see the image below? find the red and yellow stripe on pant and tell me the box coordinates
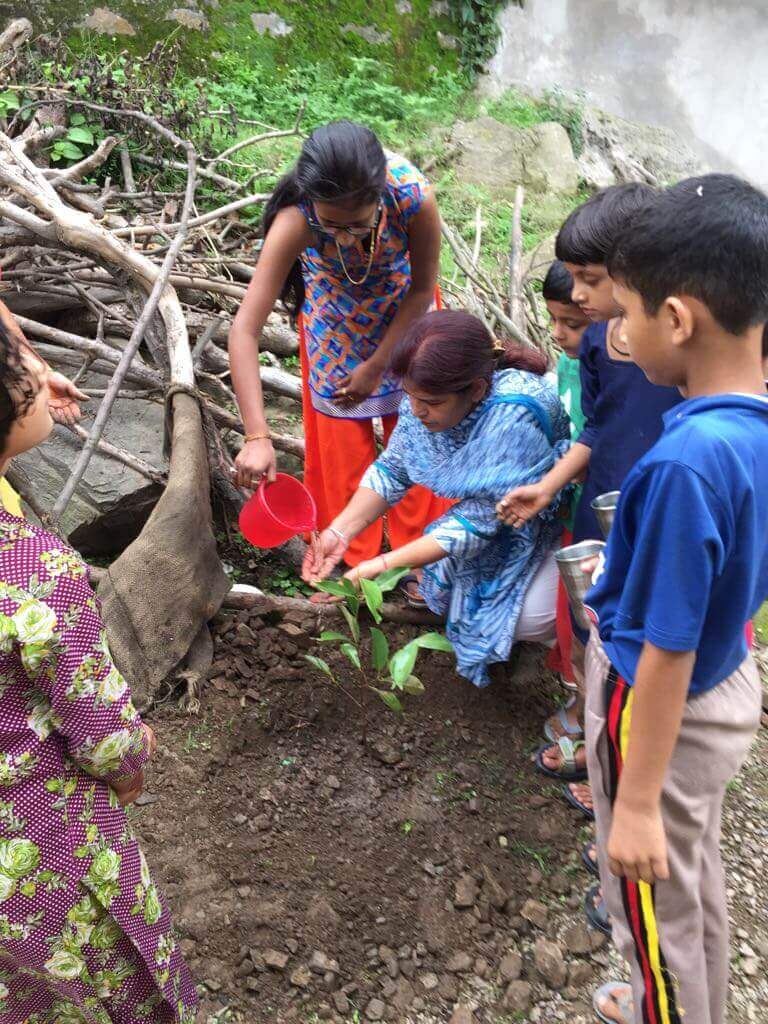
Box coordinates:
[604,669,683,1024]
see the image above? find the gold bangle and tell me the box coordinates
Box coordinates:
[244,432,272,443]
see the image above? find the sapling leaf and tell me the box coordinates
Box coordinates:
[373,688,403,714]
[360,578,383,622]
[340,643,361,671]
[66,126,94,145]
[317,631,348,644]
[0,91,20,112]
[389,644,418,688]
[69,112,86,125]
[410,632,454,653]
[375,567,411,593]
[403,675,425,695]
[313,580,349,597]
[341,604,360,645]
[52,141,84,161]
[304,655,334,679]
[369,627,389,672]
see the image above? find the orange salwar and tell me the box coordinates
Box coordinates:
[299,319,452,567]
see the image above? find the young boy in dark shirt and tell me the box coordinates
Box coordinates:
[585,173,768,1024]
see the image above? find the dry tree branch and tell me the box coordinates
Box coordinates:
[508,185,526,338]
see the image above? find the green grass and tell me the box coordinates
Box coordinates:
[754,601,768,645]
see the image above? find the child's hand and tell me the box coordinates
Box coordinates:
[497,482,553,527]
[608,799,669,884]
[112,769,145,807]
[142,723,157,759]
[47,370,88,426]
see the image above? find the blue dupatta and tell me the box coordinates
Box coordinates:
[361,369,571,686]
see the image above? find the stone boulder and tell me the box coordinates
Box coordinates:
[14,383,167,556]
[450,117,579,195]
[578,106,707,188]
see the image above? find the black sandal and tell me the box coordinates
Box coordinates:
[584,882,612,937]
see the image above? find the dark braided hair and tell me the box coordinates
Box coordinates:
[0,321,41,453]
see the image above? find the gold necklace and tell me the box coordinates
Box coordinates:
[335,226,376,286]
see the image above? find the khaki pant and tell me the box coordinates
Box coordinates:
[585,633,762,1024]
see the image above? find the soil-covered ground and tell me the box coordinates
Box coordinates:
[132,605,768,1024]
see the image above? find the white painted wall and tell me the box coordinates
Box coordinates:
[487,0,766,185]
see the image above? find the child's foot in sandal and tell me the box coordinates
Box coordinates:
[535,737,588,781]
[543,695,583,742]
[584,883,612,937]
[593,982,632,1024]
[582,841,599,878]
[563,780,595,818]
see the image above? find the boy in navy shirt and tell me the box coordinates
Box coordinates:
[585,174,768,1024]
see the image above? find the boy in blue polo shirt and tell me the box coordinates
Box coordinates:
[583,174,768,1024]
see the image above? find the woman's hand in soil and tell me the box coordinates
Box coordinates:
[497,481,553,527]
[302,528,347,584]
[333,357,384,405]
[234,437,277,488]
[47,370,88,426]
[111,769,145,807]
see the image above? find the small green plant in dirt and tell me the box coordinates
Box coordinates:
[304,570,453,729]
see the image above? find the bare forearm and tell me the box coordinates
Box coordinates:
[384,535,446,570]
[229,326,270,433]
[540,443,591,498]
[616,642,694,812]
[332,488,389,539]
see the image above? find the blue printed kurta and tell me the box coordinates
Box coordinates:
[361,370,570,686]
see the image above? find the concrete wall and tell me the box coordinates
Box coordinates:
[487,0,766,185]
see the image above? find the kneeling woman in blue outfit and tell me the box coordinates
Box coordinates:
[302,310,570,686]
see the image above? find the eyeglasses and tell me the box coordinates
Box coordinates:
[308,200,383,238]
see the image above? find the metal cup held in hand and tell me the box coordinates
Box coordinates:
[590,490,621,539]
[555,540,605,631]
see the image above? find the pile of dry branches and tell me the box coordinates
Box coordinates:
[0,18,550,533]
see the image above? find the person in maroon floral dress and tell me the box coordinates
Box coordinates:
[0,327,198,1021]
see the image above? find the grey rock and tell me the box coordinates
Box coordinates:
[365,998,386,1021]
[520,899,549,929]
[264,949,289,971]
[82,7,136,34]
[437,31,458,49]
[341,23,392,46]
[534,938,567,990]
[564,923,592,956]
[438,975,459,1001]
[290,965,312,989]
[498,950,523,982]
[309,951,339,975]
[419,971,439,991]
[454,873,478,909]
[396,0,412,12]
[577,107,707,189]
[504,980,533,1013]
[15,383,166,555]
[430,0,449,14]
[450,117,578,196]
[165,8,207,30]
[568,961,593,987]
[390,977,415,1012]
[449,1006,475,1024]
[332,991,350,1014]
[251,12,293,37]
[481,864,508,911]
[446,951,473,973]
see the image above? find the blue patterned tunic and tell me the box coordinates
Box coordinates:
[361,370,570,686]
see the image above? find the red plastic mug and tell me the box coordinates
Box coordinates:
[238,473,317,548]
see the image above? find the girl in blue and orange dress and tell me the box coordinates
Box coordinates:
[229,120,450,583]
